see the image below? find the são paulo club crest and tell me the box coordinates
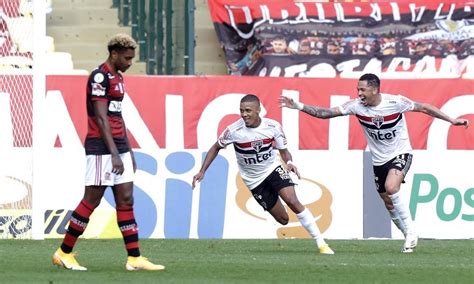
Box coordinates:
[372,116,384,128]
[251,140,263,152]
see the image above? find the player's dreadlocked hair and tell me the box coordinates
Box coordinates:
[359,73,380,91]
[241,94,260,105]
[107,33,137,53]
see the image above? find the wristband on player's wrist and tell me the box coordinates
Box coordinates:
[293,101,304,110]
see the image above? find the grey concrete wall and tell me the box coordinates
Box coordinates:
[363,151,392,238]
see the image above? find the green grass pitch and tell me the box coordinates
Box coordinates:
[0,239,472,283]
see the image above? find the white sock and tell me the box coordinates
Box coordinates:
[296,208,327,248]
[388,208,407,236]
[389,191,416,235]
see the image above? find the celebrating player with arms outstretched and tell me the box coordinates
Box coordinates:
[193,94,334,254]
[280,73,470,253]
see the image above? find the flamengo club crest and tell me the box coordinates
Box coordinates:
[251,140,263,152]
[372,116,384,128]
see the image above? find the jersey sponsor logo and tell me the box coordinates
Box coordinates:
[115,83,124,94]
[91,82,106,97]
[242,149,272,164]
[93,73,105,83]
[367,129,397,141]
[223,128,231,140]
[392,155,407,168]
[218,128,231,146]
[108,101,122,112]
[275,166,291,180]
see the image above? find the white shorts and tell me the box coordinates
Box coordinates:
[85,152,134,186]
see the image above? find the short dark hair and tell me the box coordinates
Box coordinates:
[359,73,380,91]
[107,33,137,53]
[241,94,260,105]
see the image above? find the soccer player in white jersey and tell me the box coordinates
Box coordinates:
[279,73,470,253]
[192,94,334,255]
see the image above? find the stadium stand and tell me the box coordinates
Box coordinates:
[1,0,225,75]
[47,0,226,75]
[0,0,85,74]
[46,0,145,74]
[194,0,227,75]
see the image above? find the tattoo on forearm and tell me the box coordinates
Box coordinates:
[302,105,334,118]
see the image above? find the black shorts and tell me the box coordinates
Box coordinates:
[373,153,413,193]
[250,165,295,211]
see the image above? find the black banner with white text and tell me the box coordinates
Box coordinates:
[209,0,474,78]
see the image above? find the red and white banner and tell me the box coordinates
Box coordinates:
[46,75,474,150]
[1,75,473,239]
[209,0,474,77]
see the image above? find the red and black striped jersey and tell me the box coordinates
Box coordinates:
[84,63,129,155]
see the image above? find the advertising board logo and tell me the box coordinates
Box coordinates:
[235,174,333,238]
[410,173,474,222]
[0,176,32,238]
[105,151,229,239]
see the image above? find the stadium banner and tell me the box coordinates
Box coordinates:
[208,0,474,78]
[401,152,474,240]
[1,75,473,239]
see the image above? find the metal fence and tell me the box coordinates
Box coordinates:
[113,0,195,75]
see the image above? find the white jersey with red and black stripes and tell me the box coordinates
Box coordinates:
[338,93,415,165]
[217,117,287,190]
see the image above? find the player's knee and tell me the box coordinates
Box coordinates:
[384,202,394,210]
[384,183,400,194]
[276,215,289,225]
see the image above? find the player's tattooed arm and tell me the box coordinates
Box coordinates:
[279,96,343,119]
[301,105,342,119]
[413,102,469,127]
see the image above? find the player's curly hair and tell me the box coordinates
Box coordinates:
[107,33,137,53]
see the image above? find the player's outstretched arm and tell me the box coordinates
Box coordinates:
[192,142,223,188]
[279,96,343,119]
[413,102,470,128]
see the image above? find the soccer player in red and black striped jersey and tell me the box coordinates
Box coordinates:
[53,34,164,271]
[280,73,470,253]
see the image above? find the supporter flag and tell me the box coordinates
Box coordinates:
[208,0,474,78]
